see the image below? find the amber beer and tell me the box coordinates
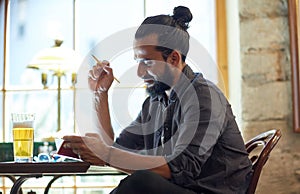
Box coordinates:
[11,113,35,162]
[13,127,34,161]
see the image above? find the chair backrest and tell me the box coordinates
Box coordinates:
[245,129,281,194]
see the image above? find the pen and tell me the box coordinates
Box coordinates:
[91,55,120,83]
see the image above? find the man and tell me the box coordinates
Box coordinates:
[63,6,253,194]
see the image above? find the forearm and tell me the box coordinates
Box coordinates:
[94,92,114,142]
[106,146,171,179]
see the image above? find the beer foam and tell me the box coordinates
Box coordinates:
[13,121,34,128]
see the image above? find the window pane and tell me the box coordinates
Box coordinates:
[8,0,73,87]
[76,0,145,136]
[5,90,74,141]
[76,0,144,55]
[61,89,76,134]
[107,51,147,135]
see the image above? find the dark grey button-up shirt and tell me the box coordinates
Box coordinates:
[115,65,252,194]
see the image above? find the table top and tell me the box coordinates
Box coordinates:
[0,161,125,176]
[0,161,90,174]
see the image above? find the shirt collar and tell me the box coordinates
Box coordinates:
[152,65,197,103]
[169,65,196,102]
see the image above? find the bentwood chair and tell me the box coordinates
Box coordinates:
[245,129,281,194]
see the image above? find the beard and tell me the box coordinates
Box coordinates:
[145,64,174,97]
[146,81,171,97]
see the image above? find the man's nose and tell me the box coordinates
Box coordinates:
[137,63,147,78]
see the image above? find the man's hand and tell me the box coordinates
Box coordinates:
[63,133,111,166]
[88,60,114,93]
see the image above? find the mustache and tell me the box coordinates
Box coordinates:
[141,74,155,80]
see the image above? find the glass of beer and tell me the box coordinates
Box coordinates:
[11,113,35,162]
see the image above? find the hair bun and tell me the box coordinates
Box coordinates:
[172,6,193,30]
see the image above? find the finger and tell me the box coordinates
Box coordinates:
[88,69,97,81]
[102,60,110,66]
[88,75,97,82]
[63,135,84,142]
[85,133,100,138]
[70,142,88,152]
[102,66,114,78]
[93,65,104,78]
[82,154,104,165]
[71,148,80,154]
[95,60,109,69]
[63,141,82,149]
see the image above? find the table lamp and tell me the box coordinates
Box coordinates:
[27,39,80,134]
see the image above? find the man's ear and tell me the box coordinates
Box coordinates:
[168,50,181,66]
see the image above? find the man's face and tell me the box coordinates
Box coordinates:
[134,35,174,96]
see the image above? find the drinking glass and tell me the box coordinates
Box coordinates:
[11,113,35,162]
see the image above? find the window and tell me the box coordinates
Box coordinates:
[1,0,218,142]
[0,0,219,192]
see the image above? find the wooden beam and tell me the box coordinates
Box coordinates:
[216,0,229,97]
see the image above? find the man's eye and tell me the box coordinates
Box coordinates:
[136,59,155,67]
[144,60,155,67]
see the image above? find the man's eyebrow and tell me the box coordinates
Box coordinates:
[135,58,152,61]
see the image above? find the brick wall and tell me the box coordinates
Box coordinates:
[239,0,300,193]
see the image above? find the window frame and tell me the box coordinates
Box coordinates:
[0,0,229,191]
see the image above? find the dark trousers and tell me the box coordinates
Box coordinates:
[110,170,197,194]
